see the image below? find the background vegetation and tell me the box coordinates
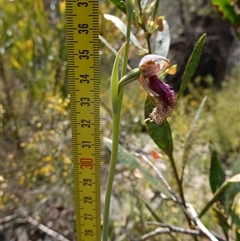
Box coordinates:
[1,0,239,240]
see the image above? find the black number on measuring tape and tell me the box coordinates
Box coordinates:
[81,141,91,149]
[78,24,88,34]
[79,50,89,59]
[81,119,91,128]
[79,74,90,84]
[83,178,92,186]
[84,196,92,204]
[84,213,93,220]
[80,97,90,106]
[77,1,88,7]
[85,229,93,236]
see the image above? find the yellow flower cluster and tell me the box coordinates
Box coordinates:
[44,94,70,116]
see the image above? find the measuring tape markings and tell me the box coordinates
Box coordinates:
[66,0,100,240]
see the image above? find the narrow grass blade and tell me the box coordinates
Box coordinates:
[177,34,206,99]
[181,96,207,181]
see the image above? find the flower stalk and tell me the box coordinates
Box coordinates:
[102,1,135,240]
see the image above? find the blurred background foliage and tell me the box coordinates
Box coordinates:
[1,0,240,240]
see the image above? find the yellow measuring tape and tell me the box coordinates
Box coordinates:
[66,1,100,240]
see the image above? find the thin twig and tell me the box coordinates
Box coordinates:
[147,220,226,241]
[142,199,178,241]
[0,214,18,224]
[26,215,70,241]
[138,154,221,241]
[147,222,200,235]
[140,154,198,239]
[138,154,192,219]
[2,207,71,241]
[138,154,177,201]
[187,203,219,241]
[168,154,189,213]
[131,226,200,241]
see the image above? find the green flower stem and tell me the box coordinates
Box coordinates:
[102,108,121,241]
[102,2,134,240]
[121,0,134,77]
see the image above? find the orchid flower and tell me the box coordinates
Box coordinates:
[119,54,177,124]
[139,54,177,124]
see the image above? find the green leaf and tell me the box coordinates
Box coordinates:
[144,95,173,157]
[104,137,164,193]
[177,33,206,99]
[230,193,240,226]
[199,174,240,218]
[224,159,240,213]
[211,0,240,37]
[110,41,128,113]
[181,96,207,180]
[236,228,240,241]
[109,0,127,14]
[209,141,226,194]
